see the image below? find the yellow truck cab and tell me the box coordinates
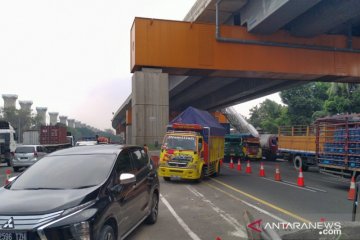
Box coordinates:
[158,107,225,182]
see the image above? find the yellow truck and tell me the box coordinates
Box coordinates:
[158,107,225,182]
[277,125,316,171]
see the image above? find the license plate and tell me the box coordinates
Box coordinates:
[170,175,181,180]
[20,157,27,160]
[0,231,27,240]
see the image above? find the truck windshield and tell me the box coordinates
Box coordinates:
[164,135,196,151]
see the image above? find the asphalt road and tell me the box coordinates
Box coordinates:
[0,160,357,239]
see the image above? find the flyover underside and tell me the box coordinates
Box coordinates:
[169,76,305,111]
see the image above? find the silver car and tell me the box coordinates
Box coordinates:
[11,145,48,172]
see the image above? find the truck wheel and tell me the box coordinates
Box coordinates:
[163,177,171,182]
[293,156,308,171]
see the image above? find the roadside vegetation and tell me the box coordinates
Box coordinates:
[248,82,360,133]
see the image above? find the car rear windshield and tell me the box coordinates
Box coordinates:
[10,154,116,190]
[15,147,35,153]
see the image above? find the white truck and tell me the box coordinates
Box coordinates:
[0,121,17,166]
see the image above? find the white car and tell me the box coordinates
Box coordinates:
[11,145,48,172]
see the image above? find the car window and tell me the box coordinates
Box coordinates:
[37,146,43,152]
[130,149,148,170]
[11,154,116,189]
[15,147,34,153]
[116,151,134,174]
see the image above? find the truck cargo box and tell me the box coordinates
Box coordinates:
[40,126,67,145]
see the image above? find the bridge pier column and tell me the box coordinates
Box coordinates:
[131,68,169,146]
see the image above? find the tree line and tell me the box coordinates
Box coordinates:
[0,107,120,143]
[248,82,360,134]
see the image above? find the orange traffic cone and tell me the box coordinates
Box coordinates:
[297,168,305,187]
[5,169,11,185]
[237,159,242,171]
[259,162,265,177]
[348,176,356,200]
[275,164,281,181]
[245,160,252,174]
[229,157,234,169]
[220,159,223,166]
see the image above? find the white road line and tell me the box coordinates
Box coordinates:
[186,186,247,238]
[160,194,201,240]
[281,180,327,193]
[261,177,317,192]
[206,183,289,223]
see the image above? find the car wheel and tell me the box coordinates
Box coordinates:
[163,177,171,182]
[98,225,115,240]
[6,159,11,167]
[13,167,20,172]
[145,193,159,224]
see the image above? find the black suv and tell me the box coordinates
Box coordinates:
[0,144,159,240]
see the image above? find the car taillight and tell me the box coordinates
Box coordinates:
[34,152,38,157]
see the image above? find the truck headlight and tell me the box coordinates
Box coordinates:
[70,221,90,240]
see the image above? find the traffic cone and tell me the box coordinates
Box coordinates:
[259,162,265,177]
[275,164,281,181]
[229,157,234,169]
[237,159,242,171]
[245,160,252,174]
[348,176,356,200]
[5,169,11,185]
[297,168,305,187]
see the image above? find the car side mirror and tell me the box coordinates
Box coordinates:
[120,173,136,185]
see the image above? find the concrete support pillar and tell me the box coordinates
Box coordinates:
[68,119,75,128]
[48,112,59,126]
[19,100,33,112]
[75,121,82,128]
[131,68,169,146]
[126,125,132,144]
[59,116,68,125]
[2,94,18,109]
[36,107,47,126]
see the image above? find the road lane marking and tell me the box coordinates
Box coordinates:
[204,182,288,223]
[160,194,201,240]
[186,186,247,238]
[210,178,311,223]
[222,165,327,193]
[262,177,316,192]
[281,180,327,193]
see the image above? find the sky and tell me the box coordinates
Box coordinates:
[0,0,281,130]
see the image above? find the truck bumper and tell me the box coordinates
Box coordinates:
[158,166,201,180]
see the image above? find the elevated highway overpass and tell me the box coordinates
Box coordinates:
[112,0,360,145]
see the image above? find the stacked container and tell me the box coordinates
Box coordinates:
[40,126,67,145]
[317,115,360,169]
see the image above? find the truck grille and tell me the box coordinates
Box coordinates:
[168,155,192,168]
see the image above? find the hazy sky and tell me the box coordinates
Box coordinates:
[0,0,281,130]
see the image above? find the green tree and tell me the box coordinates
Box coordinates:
[248,99,288,133]
[280,82,330,125]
